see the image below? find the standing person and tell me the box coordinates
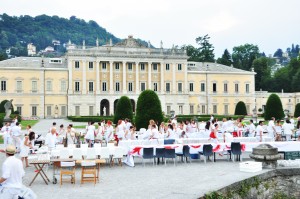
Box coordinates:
[0,145,25,199]
[248,120,256,137]
[26,125,32,135]
[85,122,95,147]
[209,123,219,143]
[116,120,125,142]
[11,122,22,152]
[282,119,294,141]
[1,122,12,148]
[198,121,206,138]
[105,120,114,143]
[125,118,132,131]
[267,117,276,140]
[204,121,211,138]
[95,122,104,144]
[275,120,282,141]
[45,127,57,150]
[20,135,33,168]
[166,124,175,139]
[256,121,264,142]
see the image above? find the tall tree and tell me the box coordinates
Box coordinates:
[273,48,283,58]
[232,44,260,70]
[252,57,272,91]
[264,94,284,120]
[113,96,133,124]
[217,49,232,66]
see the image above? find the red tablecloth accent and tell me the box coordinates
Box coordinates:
[190,145,201,148]
[164,146,179,149]
[213,144,221,152]
[130,147,142,155]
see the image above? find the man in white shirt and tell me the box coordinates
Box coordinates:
[0,145,25,199]
[1,122,12,148]
[267,117,276,139]
[256,121,264,142]
[11,122,22,152]
[248,120,256,137]
[125,118,132,131]
[45,127,57,149]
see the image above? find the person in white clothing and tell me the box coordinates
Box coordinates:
[267,117,276,139]
[248,120,256,137]
[20,135,33,167]
[282,119,294,141]
[125,126,135,140]
[256,121,264,142]
[45,127,57,149]
[1,122,12,148]
[105,121,114,143]
[85,122,95,147]
[0,145,25,199]
[125,118,132,131]
[166,124,175,139]
[116,120,125,141]
[149,124,160,139]
[275,120,282,141]
[11,122,22,152]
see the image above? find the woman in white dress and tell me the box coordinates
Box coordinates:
[20,135,33,167]
[105,120,114,143]
[275,120,282,141]
[116,120,125,141]
[282,119,294,141]
[85,122,95,147]
[256,121,264,142]
[125,126,135,140]
[166,124,176,139]
[95,122,104,144]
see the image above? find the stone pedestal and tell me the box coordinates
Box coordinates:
[249,144,281,169]
[3,118,13,126]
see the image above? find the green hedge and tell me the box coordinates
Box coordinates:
[67,116,114,123]
[175,115,244,123]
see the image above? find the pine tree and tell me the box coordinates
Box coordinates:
[113,96,133,124]
[217,49,232,66]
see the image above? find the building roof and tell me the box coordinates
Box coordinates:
[187,62,256,74]
[114,35,148,48]
[0,57,67,69]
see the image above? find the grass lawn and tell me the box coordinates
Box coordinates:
[20,120,39,130]
[73,124,99,129]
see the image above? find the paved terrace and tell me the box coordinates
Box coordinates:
[0,119,270,199]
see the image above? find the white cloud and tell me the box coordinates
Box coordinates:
[202,12,239,33]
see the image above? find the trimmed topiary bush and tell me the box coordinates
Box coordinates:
[135,90,163,130]
[264,94,284,120]
[234,101,247,115]
[113,96,133,124]
[294,103,300,117]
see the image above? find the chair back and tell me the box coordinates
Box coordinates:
[61,161,75,167]
[81,144,88,149]
[183,145,190,157]
[231,142,242,155]
[203,144,213,156]
[100,147,110,159]
[164,139,175,145]
[59,148,70,159]
[143,148,154,159]
[72,148,83,160]
[81,160,96,167]
[86,148,96,160]
[113,147,124,159]
[164,149,176,158]
[155,148,165,158]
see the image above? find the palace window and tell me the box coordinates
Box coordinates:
[178,82,182,92]
[128,63,132,71]
[153,82,158,91]
[102,62,107,70]
[201,83,205,92]
[140,63,145,71]
[89,106,94,116]
[32,81,37,93]
[235,83,239,93]
[213,83,217,93]
[167,106,171,115]
[46,81,52,91]
[166,83,171,93]
[17,106,22,115]
[141,82,146,91]
[75,61,80,69]
[213,105,217,114]
[75,106,80,116]
[153,64,158,71]
[179,105,183,114]
[189,83,194,92]
[75,81,80,92]
[115,82,120,92]
[166,64,170,71]
[224,105,229,115]
[128,82,133,92]
[178,64,182,71]
[61,106,66,116]
[115,63,120,70]
[1,81,6,91]
[88,62,93,70]
[88,82,94,92]
[46,106,51,116]
[202,105,206,114]
[246,84,250,93]
[16,81,22,93]
[61,81,66,91]
[224,83,228,93]
[190,105,194,114]
[32,106,37,116]
[102,82,107,91]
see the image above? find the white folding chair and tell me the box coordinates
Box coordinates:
[60,148,70,159]
[112,147,124,166]
[86,148,96,160]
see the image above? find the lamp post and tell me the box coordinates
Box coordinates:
[252,107,257,124]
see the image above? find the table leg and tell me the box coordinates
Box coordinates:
[29,164,48,186]
[29,164,40,186]
[38,164,50,182]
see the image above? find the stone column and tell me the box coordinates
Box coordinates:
[68,59,73,94]
[135,62,139,93]
[123,61,127,93]
[160,62,164,94]
[96,60,100,94]
[148,62,152,89]
[184,63,188,94]
[109,61,113,94]
[82,60,86,94]
[172,63,176,93]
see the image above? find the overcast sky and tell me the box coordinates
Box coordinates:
[1,0,300,57]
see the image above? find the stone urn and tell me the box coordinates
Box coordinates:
[249,144,281,168]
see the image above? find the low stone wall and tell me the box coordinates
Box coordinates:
[200,168,300,199]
